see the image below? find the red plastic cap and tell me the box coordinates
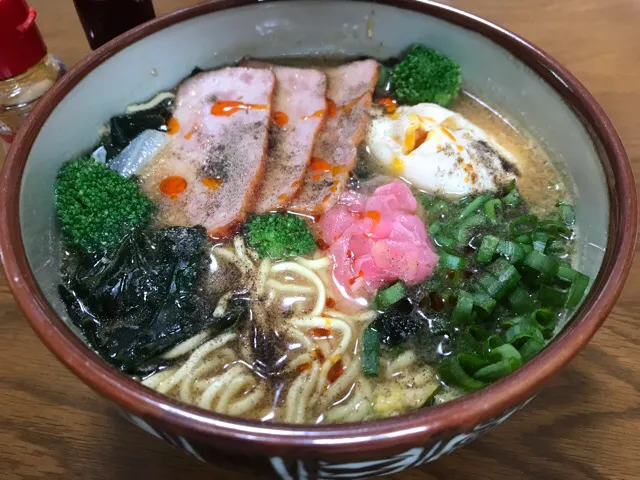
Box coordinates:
[0,0,47,80]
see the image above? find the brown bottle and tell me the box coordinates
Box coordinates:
[73,0,156,50]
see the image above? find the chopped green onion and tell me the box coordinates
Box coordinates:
[455,214,486,244]
[566,271,589,309]
[504,319,545,346]
[502,185,521,206]
[518,337,545,361]
[546,239,568,257]
[362,327,380,376]
[487,258,521,294]
[451,291,474,325]
[428,221,442,236]
[557,202,576,226]
[474,344,522,382]
[459,194,491,221]
[531,308,556,328]
[514,233,533,244]
[472,292,497,315]
[484,199,502,220]
[538,284,569,308]
[374,282,407,311]
[438,252,467,271]
[524,251,559,277]
[433,234,457,251]
[476,235,500,263]
[557,263,578,283]
[508,288,538,314]
[438,355,487,391]
[428,199,452,219]
[532,231,548,252]
[538,219,572,239]
[510,215,538,236]
[496,240,526,264]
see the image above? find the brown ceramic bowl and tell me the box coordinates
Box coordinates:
[0,1,636,478]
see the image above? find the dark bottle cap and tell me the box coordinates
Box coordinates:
[0,0,48,80]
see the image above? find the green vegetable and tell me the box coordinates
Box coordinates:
[55,157,153,253]
[473,344,522,382]
[451,291,474,325]
[484,199,502,220]
[375,282,407,311]
[438,354,487,391]
[362,327,381,376]
[390,44,461,106]
[438,252,467,271]
[477,235,500,263]
[245,213,317,259]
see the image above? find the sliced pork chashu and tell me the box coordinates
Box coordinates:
[139,67,276,236]
[244,62,328,213]
[289,60,379,215]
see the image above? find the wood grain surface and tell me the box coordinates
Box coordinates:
[1,1,639,479]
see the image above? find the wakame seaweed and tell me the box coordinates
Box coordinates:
[100,97,173,160]
[59,226,244,373]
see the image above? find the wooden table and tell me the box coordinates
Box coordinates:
[1,1,638,478]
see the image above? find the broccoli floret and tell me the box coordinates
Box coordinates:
[245,213,317,259]
[390,45,461,106]
[55,157,153,253]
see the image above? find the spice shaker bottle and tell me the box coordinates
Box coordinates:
[0,0,65,155]
[73,0,156,50]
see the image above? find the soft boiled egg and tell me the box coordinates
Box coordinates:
[366,103,519,197]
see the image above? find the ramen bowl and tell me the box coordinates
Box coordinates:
[0,1,636,478]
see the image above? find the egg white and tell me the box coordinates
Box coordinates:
[366,103,518,197]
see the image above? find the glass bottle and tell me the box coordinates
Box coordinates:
[0,0,65,155]
[73,0,156,50]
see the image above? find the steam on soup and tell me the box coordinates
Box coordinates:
[56,46,590,424]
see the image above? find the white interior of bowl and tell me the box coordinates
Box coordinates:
[18,0,608,331]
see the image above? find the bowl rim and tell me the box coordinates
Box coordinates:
[0,0,636,458]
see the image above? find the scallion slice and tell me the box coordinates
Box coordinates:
[524,251,559,277]
[496,240,526,264]
[484,199,502,220]
[519,337,545,361]
[538,284,569,308]
[374,282,407,311]
[472,292,497,315]
[362,327,380,376]
[504,319,545,345]
[510,215,538,236]
[474,344,522,382]
[438,252,467,271]
[477,235,500,263]
[451,291,474,325]
[502,185,521,206]
[532,231,548,252]
[557,202,576,226]
[455,214,486,244]
[438,354,487,391]
[487,258,521,294]
[459,194,491,221]
[566,271,589,309]
[508,288,537,314]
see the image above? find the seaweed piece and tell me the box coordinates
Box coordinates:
[59,226,243,373]
[101,97,173,160]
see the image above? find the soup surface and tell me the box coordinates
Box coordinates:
[56,48,590,424]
